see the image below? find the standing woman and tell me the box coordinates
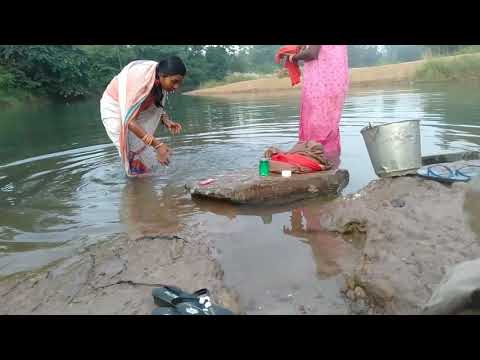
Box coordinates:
[100,56,186,177]
[288,45,349,156]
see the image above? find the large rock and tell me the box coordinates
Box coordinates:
[422,258,480,315]
[316,173,480,314]
[185,168,349,205]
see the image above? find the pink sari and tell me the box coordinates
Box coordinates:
[299,45,349,156]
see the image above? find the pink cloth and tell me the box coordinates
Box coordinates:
[299,45,349,155]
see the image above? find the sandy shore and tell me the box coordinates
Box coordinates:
[184,60,422,97]
[185,53,480,97]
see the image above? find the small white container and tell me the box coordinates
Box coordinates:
[281,170,292,178]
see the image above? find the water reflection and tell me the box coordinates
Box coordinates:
[119,180,193,239]
[283,207,362,279]
[192,195,364,281]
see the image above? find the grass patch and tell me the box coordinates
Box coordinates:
[455,46,480,55]
[416,54,480,82]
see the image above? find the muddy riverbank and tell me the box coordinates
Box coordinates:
[1,172,478,315]
[0,228,241,315]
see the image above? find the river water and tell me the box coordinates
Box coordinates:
[1,83,479,312]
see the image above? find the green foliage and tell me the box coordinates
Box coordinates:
[204,46,228,80]
[424,45,465,56]
[449,45,480,55]
[382,45,425,63]
[416,54,480,82]
[348,45,382,67]
[0,65,15,89]
[0,45,90,99]
[228,48,250,73]
[356,45,480,66]
[80,45,125,91]
[246,45,279,73]
[4,45,478,104]
[0,45,282,99]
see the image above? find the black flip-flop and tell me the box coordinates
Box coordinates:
[151,307,181,315]
[171,296,234,315]
[151,286,234,315]
[151,301,234,315]
[152,286,210,307]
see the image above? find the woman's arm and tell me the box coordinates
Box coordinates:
[160,112,170,127]
[292,45,321,62]
[128,117,170,165]
[161,112,175,128]
[128,119,164,149]
[160,112,182,135]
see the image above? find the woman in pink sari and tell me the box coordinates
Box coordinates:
[288,46,349,156]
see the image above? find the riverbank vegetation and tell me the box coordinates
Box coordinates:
[416,51,480,82]
[1,45,478,106]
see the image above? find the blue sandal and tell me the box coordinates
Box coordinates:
[455,165,480,180]
[417,164,471,183]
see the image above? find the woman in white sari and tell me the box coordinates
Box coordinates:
[100,56,186,177]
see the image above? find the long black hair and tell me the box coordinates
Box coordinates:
[153,56,187,108]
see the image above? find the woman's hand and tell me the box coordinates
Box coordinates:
[162,115,182,135]
[288,54,297,63]
[166,121,182,135]
[155,143,171,166]
[264,146,281,159]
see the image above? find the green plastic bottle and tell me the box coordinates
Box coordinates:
[259,158,270,177]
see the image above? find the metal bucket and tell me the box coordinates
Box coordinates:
[361,120,422,178]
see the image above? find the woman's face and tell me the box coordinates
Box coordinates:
[159,74,184,92]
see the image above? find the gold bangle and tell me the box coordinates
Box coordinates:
[154,142,164,150]
[141,133,154,146]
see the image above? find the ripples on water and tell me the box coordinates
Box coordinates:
[1,84,479,277]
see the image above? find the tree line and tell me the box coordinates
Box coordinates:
[0,45,474,102]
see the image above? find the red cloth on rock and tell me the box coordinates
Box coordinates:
[271,153,325,171]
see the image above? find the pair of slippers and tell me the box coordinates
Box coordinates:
[151,285,234,315]
[417,164,480,183]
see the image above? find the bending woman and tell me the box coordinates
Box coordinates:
[100,56,186,177]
